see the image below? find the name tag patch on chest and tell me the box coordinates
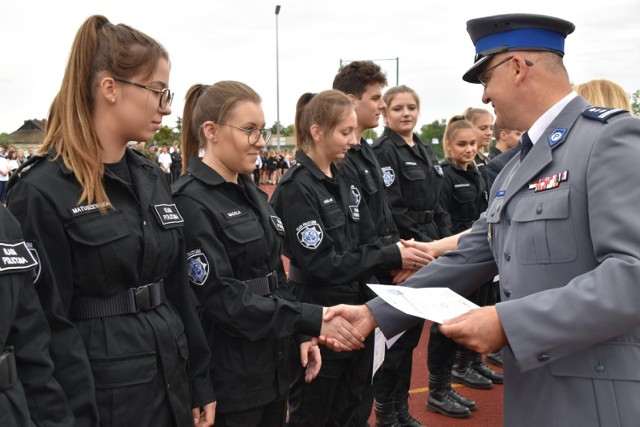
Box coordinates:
[270,215,285,234]
[68,202,112,217]
[529,171,568,192]
[153,204,184,227]
[187,248,209,286]
[381,167,395,187]
[0,241,38,274]
[296,220,323,250]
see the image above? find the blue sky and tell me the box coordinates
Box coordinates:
[1,0,638,135]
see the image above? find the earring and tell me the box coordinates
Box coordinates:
[111,98,116,103]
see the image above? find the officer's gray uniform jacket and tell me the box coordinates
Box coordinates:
[368,95,640,427]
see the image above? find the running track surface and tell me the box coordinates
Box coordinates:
[262,183,504,426]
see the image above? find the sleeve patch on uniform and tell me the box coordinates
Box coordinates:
[25,242,41,283]
[296,220,323,250]
[187,249,209,286]
[0,242,38,274]
[381,167,395,187]
[153,204,184,228]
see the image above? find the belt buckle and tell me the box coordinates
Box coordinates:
[134,285,152,310]
[266,271,278,295]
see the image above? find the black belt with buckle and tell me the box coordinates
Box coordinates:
[0,347,17,391]
[69,280,166,320]
[407,210,435,224]
[246,271,278,297]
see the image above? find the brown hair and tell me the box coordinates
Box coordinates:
[382,85,420,110]
[443,115,475,163]
[41,15,168,210]
[295,90,354,153]
[181,81,261,173]
[332,60,388,98]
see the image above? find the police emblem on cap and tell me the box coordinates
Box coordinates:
[296,220,323,250]
[187,249,209,286]
[381,167,395,187]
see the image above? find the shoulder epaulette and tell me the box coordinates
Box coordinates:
[581,106,628,123]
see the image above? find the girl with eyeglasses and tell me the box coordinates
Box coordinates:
[174,81,363,427]
[6,15,215,426]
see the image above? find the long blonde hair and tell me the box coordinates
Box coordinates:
[41,15,168,209]
[574,79,633,112]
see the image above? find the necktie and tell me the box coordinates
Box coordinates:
[520,132,533,161]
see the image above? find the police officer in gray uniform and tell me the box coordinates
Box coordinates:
[325,13,640,427]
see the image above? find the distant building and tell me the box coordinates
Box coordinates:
[8,119,46,145]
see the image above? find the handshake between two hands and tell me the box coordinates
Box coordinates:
[314,304,508,354]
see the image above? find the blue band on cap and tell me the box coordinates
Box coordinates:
[475,28,566,56]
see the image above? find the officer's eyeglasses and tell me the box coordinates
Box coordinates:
[113,77,174,109]
[212,122,272,145]
[477,56,533,87]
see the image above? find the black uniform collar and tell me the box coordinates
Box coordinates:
[295,150,338,181]
[47,147,154,176]
[185,156,228,186]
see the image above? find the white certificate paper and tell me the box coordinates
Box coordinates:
[367,284,479,324]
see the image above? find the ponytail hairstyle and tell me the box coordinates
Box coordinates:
[182,81,261,173]
[41,15,168,211]
[443,115,475,163]
[295,90,354,153]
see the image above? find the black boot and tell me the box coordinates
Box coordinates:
[470,352,503,384]
[443,370,477,412]
[451,349,493,390]
[374,400,401,427]
[426,372,471,419]
[486,350,504,367]
[393,393,424,427]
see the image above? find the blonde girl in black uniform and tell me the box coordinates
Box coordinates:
[173,81,363,427]
[7,15,215,427]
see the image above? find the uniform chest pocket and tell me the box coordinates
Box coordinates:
[320,205,346,231]
[512,186,577,264]
[452,185,476,205]
[220,214,265,245]
[401,166,426,182]
[359,168,378,195]
[65,211,133,290]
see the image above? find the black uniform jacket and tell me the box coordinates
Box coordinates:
[7,149,214,426]
[271,152,401,358]
[340,139,399,243]
[0,205,74,427]
[439,160,488,234]
[373,128,452,241]
[172,157,322,413]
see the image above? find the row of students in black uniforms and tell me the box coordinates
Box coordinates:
[0,19,493,427]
